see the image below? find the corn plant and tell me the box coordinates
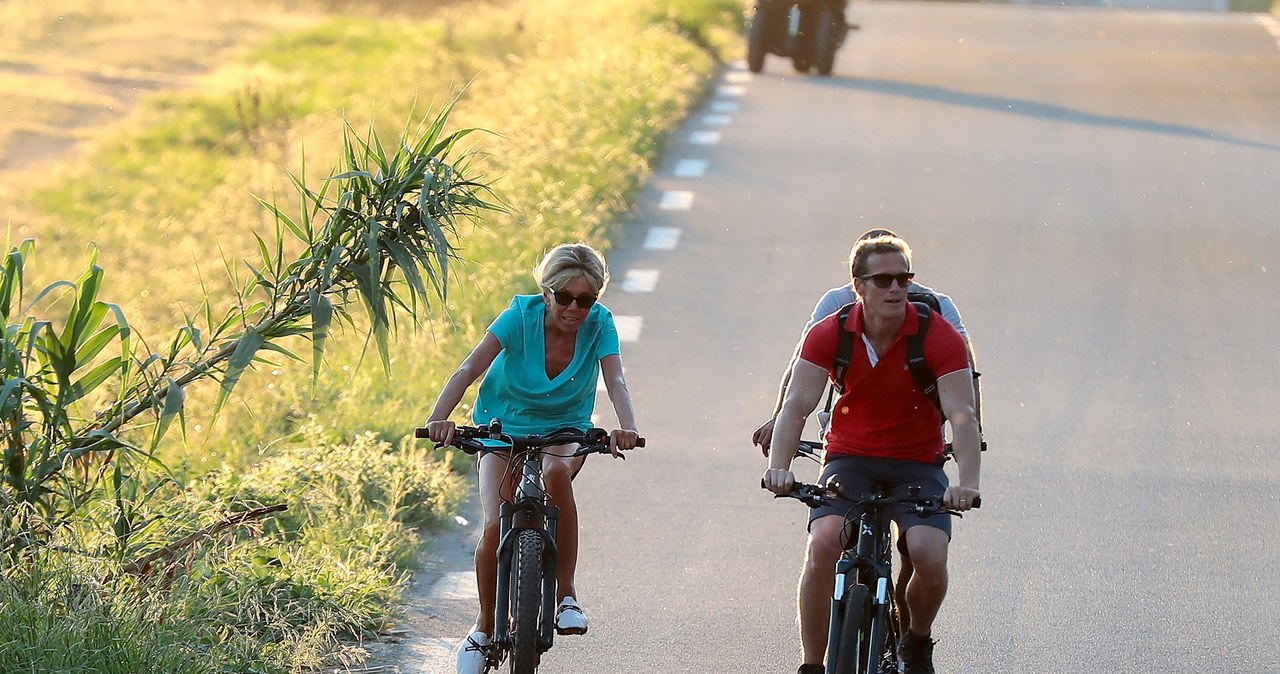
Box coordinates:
[0,104,501,570]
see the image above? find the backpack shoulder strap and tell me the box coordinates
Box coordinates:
[906,301,943,419]
[832,302,856,394]
[823,302,857,414]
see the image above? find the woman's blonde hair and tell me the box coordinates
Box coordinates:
[534,243,610,294]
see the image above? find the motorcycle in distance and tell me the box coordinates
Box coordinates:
[747,0,853,77]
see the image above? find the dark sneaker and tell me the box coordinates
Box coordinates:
[797,665,825,674]
[899,630,936,674]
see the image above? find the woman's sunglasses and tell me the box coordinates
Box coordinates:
[858,272,915,289]
[547,288,599,308]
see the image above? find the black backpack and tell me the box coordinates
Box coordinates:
[824,292,943,419]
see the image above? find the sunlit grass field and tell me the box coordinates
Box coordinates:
[0,0,742,669]
[4,0,741,471]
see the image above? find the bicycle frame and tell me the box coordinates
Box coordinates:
[491,448,561,662]
[417,423,642,673]
[827,487,899,674]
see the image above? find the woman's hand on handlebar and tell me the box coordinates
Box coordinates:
[761,468,795,495]
[608,428,640,457]
[423,419,457,446]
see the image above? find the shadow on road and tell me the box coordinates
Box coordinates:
[804,74,1280,152]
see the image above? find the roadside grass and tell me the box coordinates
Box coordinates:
[1,0,742,670]
[10,0,743,473]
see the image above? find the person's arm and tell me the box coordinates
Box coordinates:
[600,353,639,454]
[937,368,980,510]
[423,332,503,445]
[762,359,827,494]
[937,292,983,431]
[753,287,848,452]
[966,341,983,432]
[752,339,804,454]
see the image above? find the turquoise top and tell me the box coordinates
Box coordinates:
[473,294,620,435]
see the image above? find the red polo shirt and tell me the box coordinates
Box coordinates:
[800,302,969,463]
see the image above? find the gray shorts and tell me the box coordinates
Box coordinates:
[809,454,952,542]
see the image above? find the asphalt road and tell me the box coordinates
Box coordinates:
[402,3,1280,673]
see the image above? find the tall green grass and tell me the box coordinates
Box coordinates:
[15,0,742,471]
[2,0,742,670]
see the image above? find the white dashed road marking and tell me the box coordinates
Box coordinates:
[725,70,753,84]
[710,100,740,114]
[689,130,721,145]
[1258,16,1280,49]
[717,84,747,97]
[613,316,643,343]
[673,159,708,178]
[659,190,695,210]
[701,114,732,126]
[621,269,660,292]
[643,227,681,250]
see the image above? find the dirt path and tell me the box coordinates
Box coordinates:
[362,495,481,674]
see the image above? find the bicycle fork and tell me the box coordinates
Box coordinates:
[493,458,561,657]
[826,555,857,673]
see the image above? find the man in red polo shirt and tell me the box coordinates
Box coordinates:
[762,235,982,674]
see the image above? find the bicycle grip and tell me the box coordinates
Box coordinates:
[414,427,429,439]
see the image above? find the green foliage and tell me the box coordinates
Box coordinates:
[0,577,222,674]
[0,434,442,671]
[0,0,741,670]
[201,422,467,547]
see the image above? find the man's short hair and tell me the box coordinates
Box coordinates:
[857,228,898,241]
[849,235,913,279]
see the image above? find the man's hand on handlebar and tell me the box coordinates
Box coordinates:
[761,467,795,495]
[943,485,981,512]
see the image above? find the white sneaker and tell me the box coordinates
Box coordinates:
[555,596,589,635]
[455,629,490,674]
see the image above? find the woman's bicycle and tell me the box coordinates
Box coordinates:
[416,420,644,674]
[769,448,977,674]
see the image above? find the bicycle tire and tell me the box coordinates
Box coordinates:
[747,5,769,73]
[509,528,544,674]
[813,3,838,76]
[831,583,869,674]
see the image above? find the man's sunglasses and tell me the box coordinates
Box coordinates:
[547,288,599,308]
[858,272,915,289]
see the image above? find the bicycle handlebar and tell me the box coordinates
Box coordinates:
[415,423,645,458]
[765,480,980,516]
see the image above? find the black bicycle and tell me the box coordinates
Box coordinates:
[416,420,643,674]
[769,470,976,674]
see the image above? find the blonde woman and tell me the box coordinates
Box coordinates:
[423,243,640,674]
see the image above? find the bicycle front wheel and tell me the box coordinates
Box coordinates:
[510,528,544,674]
[831,584,869,674]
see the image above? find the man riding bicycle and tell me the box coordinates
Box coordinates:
[754,228,983,645]
[761,234,982,674]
